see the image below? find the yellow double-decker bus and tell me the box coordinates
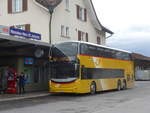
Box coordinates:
[49,41,134,94]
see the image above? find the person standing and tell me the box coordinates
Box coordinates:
[17,72,26,94]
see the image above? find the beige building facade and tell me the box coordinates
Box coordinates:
[0,0,113,45]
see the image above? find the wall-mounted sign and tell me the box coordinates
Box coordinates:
[0,25,9,34]
[9,27,41,40]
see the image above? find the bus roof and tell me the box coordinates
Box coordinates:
[56,41,131,54]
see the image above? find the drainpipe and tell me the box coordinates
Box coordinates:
[48,6,54,44]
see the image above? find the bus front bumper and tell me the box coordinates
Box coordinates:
[49,85,80,93]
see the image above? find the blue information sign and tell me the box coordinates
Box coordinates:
[24,57,34,65]
[9,27,41,40]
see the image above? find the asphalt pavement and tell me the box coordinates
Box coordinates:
[0,81,150,113]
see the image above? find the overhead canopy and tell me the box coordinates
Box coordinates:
[132,53,150,70]
[132,53,150,61]
[0,34,50,48]
[0,34,50,58]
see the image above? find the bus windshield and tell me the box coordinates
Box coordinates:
[52,42,78,61]
[51,42,79,80]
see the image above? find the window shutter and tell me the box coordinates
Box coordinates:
[78,31,81,41]
[8,0,12,14]
[86,33,88,42]
[84,8,87,21]
[25,24,30,32]
[76,5,80,19]
[97,37,101,44]
[10,25,15,28]
[23,0,28,11]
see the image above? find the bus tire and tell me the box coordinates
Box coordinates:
[122,80,127,90]
[90,82,96,95]
[117,80,121,91]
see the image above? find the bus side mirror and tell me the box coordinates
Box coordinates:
[49,45,54,61]
[75,58,80,64]
[49,56,54,63]
[49,56,52,60]
[74,64,79,71]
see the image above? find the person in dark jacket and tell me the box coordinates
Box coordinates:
[17,72,26,94]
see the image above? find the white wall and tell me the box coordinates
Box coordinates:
[0,0,49,42]
[0,0,106,45]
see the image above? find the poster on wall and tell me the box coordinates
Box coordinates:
[0,25,9,34]
[24,57,34,65]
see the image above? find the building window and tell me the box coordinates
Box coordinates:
[76,5,87,21]
[12,24,30,32]
[8,0,28,14]
[78,30,88,42]
[79,7,84,20]
[61,25,70,38]
[12,0,23,13]
[66,27,69,37]
[61,25,65,36]
[15,24,25,30]
[65,0,69,11]
[81,32,85,41]
[97,37,101,44]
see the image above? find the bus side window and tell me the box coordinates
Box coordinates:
[124,53,130,60]
[111,50,116,58]
[81,44,88,55]
[115,51,123,60]
[103,48,109,58]
[97,47,104,57]
[104,49,113,58]
[87,45,98,57]
[81,65,88,79]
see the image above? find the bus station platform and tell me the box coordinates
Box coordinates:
[0,91,50,102]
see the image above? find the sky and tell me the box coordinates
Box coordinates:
[92,0,150,57]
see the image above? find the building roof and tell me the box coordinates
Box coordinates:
[132,53,150,61]
[34,0,113,34]
[83,0,113,34]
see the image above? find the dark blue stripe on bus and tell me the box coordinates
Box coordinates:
[81,68,124,79]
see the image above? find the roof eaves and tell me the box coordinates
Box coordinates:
[101,25,114,34]
[132,53,150,61]
[90,0,113,34]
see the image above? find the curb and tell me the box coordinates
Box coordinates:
[0,93,50,102]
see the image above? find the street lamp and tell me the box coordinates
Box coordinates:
[45,0,62,44]
[35,0,62,79]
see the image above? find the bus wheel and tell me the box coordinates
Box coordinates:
[90,82,96,95]
[122,80,127,90]
[117,80,121,91]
